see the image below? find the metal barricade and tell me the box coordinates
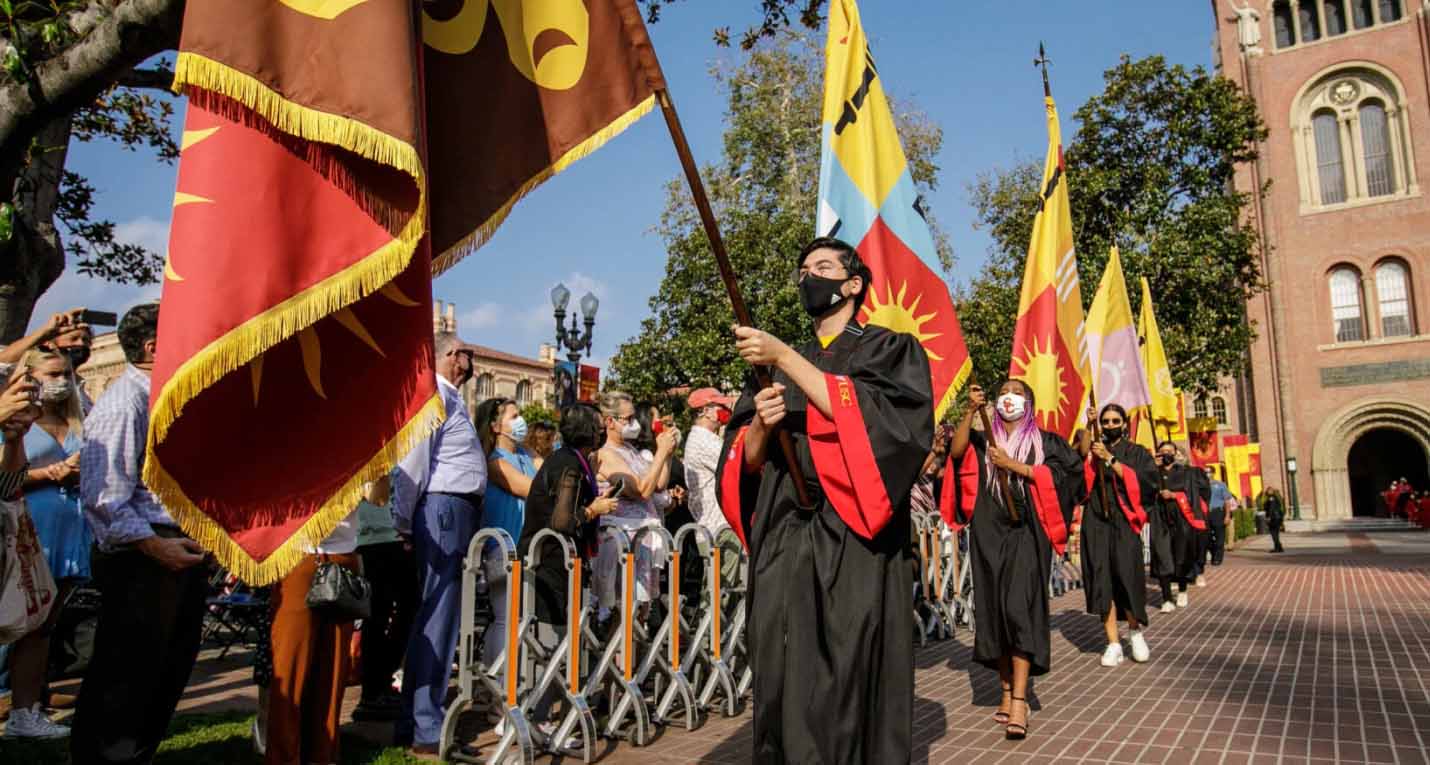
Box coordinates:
[441,529,534,765]
[947,526,973,632]
[701,529,745,716]
[918,512,953,640]
[518,528,597,762]
[606,525,701,732]
[582,527,652,745]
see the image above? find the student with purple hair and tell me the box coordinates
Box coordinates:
[948,379,1083,741]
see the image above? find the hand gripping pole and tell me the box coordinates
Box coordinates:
[519,529,597,762]
[440,528,534,765]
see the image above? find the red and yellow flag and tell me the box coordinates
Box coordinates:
[151,0,662,583]
[1008,96,1090,439]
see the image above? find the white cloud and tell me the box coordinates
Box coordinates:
[458,302,503,331]
[28,216,170,333]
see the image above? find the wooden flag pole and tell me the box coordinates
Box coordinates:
[972,380,1020,523]
[653,87,814,509]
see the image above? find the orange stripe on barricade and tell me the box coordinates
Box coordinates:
[670,551,681,669]
[711,547,722,660]
[930,528,942,604]
[569,564,582,694]
[623,553,635,681]
[506,559,522,707]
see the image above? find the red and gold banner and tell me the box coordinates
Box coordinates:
[151,0,663,583]
[1009,96,1090,439]
[1187,417,1220,467]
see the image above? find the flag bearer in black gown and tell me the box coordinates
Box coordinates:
[1151,441,1211,612]
[948,381,1081,741]
[1080,403,1158,667]
[717,237,933,765]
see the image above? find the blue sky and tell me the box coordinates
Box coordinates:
[36,0,1215,370]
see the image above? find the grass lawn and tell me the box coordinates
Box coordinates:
[0,711,426,764]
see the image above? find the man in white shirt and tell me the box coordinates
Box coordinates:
[684,388,735,537]
[392,332,486,754]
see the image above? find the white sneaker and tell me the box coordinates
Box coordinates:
[1129,630,1151,662]
[1176,592,1189,609]
[1160,601,1176,614]
[1100,642,1125,667]
[4,704,69,739]
[1195,575,1207,587]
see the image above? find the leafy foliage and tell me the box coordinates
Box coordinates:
[607,30,950,402]
[639,0,823,49]
[963,55,1269,394]
[520,402,559,428]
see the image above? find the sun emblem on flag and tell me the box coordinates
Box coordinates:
[1010,334,1072,430]
[170,124,418,405]
[862,279,943,360]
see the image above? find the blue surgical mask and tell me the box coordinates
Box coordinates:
[507,415,528,445]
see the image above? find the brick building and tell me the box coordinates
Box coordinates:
[1211,0,1430,519]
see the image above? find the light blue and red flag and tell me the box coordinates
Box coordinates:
[816,0,972,420]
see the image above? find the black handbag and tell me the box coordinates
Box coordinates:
[305,556,371,621]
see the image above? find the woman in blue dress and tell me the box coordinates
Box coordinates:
[6,349,88,738]
[473,397,536,719]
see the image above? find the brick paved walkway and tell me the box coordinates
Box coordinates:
[587,530,1430,765]
[43,530,1423,763]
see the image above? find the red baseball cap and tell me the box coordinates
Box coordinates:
[688,387,735,410]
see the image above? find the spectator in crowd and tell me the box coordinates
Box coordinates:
[1203,467,1231,568]
[72,303,213,765]
[517,404,618,744]
[594,391,676,630]
[264,506,361,765]
[0,360,42,733]
[51,324,95,415]
[1263,487,1286,553]
[0,309,86,369]
[526,422,558,470]
[474,397,536,724]
[392,332,486,755]
[352,476,414,723]
[4,349,88,739]
[683,388,734,539]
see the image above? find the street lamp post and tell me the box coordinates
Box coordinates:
[1286,456,1300,521]
[550,283,599,407]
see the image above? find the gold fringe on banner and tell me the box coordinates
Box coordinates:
[143,52,437,585]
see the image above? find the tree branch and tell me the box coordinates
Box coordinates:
[0,0,184,188]
[115,66,174,91]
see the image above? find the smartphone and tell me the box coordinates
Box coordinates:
[604,477,626,499]
[78,309,118,326]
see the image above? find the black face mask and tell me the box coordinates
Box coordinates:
[799,274,850,317]
[1101,427,1123,444]
[1158,454,1175,466]
[61,346,91,369]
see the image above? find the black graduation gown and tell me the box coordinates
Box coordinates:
[1150,465,1211,582]
[1079,439,1157,624]
[966,429,1081,676]
[717,324,933,765]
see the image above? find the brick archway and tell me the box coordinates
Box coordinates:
[1311,396,1430,520]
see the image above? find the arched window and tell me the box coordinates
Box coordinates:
[1360,100,1395,196]
[1329,267,1366,342]
[1375,260,1414,337]
[475,373,495,400]
[1294,67,1416,209]
[1299,1,1322,42]
[1324,0,1347,35]
[1193,396,1209,420]
[1351,0,1374,28]
[1274,1,1296,47]
[1212,396,1229,426]
[1379,0,1402,23]
[515,380,533,405]
[1312,110,1347,204]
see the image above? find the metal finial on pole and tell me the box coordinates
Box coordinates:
[1034,42,1052,98]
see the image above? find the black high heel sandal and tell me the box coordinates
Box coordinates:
[993,685,1012,724]
[1005,696,1028,740]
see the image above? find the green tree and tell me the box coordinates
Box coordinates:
[963,55,1269,394]
[519,402,558,428]
[606,30,951,402]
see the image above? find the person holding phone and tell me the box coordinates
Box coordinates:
[2,348,89,739]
